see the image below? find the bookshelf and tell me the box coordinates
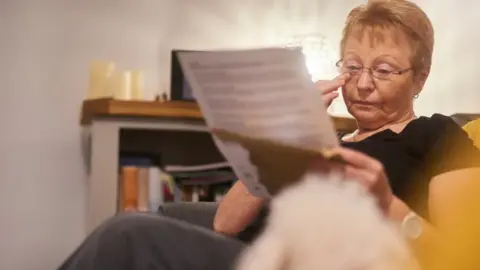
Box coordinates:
[81,98,357,233]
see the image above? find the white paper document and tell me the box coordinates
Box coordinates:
[178,48,339,197]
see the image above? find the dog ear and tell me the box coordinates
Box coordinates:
[235,229,288,270]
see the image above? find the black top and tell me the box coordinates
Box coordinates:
[238,114,480,242]
[341,114,480,219]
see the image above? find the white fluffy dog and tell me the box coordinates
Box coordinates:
[235,173,419,270]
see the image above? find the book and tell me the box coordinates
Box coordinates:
[118,162,230,206]
[164,162,230,173]
[121,166,138,211]
[118,154,178,212]
[137,168,149,212]
[178,47,342,198]
[148,167,165,212]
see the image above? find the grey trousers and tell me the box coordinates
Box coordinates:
[58,204,248,270]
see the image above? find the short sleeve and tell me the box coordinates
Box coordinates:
[425,114,480,177]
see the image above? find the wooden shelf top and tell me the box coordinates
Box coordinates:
[80,98,357,132]
[80,98,203,125]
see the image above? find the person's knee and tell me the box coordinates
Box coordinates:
[100,212,195,236]
[94,212,222,249]
[60,213,188,269]
[100,212,163,233]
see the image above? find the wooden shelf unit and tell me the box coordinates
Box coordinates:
[81,98,357,233]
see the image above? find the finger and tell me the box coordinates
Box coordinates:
[322,91,339,106]
[308,157,344,174]
[344,165,375,188]
[315,74,350,94]
[344,166,389,213]
[335,147,383,172]
[315,73,350,87]
[334,72,351,81]
[315,79,345,94]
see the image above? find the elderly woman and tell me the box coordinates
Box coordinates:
[60,1,480,269]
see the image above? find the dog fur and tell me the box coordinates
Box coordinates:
[235,173,419,270]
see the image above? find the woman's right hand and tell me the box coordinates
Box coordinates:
[315,73,350,107]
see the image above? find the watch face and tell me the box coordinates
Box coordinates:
[403,214,422,239]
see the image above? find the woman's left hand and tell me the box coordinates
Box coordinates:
[335,147,394,214]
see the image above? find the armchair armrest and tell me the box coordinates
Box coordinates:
[157,202,219,230]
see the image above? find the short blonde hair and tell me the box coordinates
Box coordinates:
[341,0,434,72]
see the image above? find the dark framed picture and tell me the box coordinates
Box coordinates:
[170,49,195,102]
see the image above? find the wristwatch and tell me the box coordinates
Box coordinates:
[400,212,423,240]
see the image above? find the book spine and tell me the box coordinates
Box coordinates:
[148,167,165,212]
[117,170,124,212]
[122,166,138,211]
[192,186,200,202]
[137,167,149,212]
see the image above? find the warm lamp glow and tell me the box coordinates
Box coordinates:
[284,33,338,81]
[282,34,350,115]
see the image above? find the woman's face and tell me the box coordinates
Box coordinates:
[341,27,425,129]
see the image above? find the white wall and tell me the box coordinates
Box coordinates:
[1,0,478,269]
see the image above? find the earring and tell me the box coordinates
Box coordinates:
[413,94,419,99]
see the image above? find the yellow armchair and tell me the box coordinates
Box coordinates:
[463,118,480,149]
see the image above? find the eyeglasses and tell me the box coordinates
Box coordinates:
[335,60,413,80]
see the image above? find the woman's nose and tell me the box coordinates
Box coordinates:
[356,71,375,93]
